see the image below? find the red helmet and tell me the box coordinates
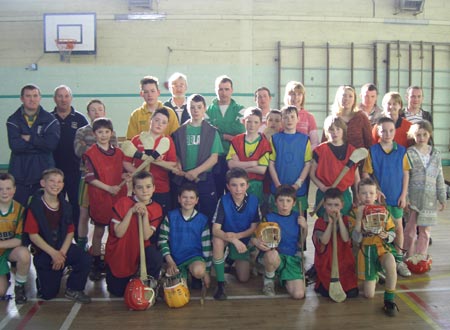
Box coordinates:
[405,255,432,274]
[124,278,156,311]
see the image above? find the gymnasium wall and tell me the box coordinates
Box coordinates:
[1,0,450,166]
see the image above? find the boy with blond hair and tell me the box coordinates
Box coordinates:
[363,117,411,277]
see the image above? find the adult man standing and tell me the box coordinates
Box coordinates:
[164,72,190,125]
[255,87,272,120]
[357,83,383,126]
[52,85,89,232]
[402,86,433,124]
[126,76,179,139]
[206,75,245,197]
[7,84,60,205]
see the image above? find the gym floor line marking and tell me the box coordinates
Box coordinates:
[397,284,444,330]
[0,304,24,330]
[15,301,44,330]
[59,303,82,330]
[397,273,450,284]
[398,292,442,330]
[12,285,450,303]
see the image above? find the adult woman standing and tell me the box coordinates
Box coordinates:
[323,85,372,151]
[284,81,320,150]
[372,92,412,147]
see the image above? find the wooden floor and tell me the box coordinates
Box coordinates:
[1,197,450,329]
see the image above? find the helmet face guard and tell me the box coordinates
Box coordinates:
[124,278,156,311]
[163,274,190,308]
[405,254,432,274]
[256,222,281,249]
[362,205,387,235]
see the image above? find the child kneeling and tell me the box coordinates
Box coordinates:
[0,173,31,304]
[24,169,91,303]
[158,183,211,289]
[253,185,307,299]
[105,171,163,297]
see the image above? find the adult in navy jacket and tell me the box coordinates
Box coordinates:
[7,84,61,205]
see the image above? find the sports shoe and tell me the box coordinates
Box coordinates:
[383,300,399,317]
[213,283,227,301]
[89,267,103,281]
[262,281,275,297]
[305,265,317,285]
[65,289,91,304]
[397,261,412,277]
[14,285,27,304]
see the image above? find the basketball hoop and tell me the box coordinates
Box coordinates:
[55,39,76,63]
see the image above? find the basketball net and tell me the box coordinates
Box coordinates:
[55,39,76,63]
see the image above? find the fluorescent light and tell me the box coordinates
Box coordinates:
[114,13,166,21]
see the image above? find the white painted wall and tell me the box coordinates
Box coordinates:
[1,0,449,166]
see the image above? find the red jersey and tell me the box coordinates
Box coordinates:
[124,134,176,193]
[313,216,357,293]
[314,142,357,191]
[230,133,271,181]
[84,144,127,225]
[105,196,162,278]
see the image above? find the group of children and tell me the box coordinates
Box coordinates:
[0,79,446,319]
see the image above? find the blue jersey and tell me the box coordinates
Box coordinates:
[214,193,260,245]
[271,132,309,196]
[266,211,301,256]
[369,142,406,206]
[167,209,209,265]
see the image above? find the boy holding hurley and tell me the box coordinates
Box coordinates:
[253,185,307,299]
[105,171,163,297]
[349,178,399,316]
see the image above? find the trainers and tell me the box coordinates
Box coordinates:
[383,300,399,317]
[89,268,103,281]
[213,284,227,301]
[305,265,317,285]
[262,281,275,297]
[65,289,91,304]
[397,261,412,277]
[14,285,27,304]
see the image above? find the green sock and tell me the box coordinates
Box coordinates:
[77,237,88,251]
[213,258,225,282]
[384,290,395,301]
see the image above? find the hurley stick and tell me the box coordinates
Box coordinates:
[329,216,346,303]
[138,213,148,282]
[298,200,306,288]
[119,137,171,188]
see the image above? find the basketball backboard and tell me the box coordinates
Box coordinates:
[44,13,96,54]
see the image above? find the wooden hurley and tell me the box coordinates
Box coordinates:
[329,217,346,303]
[310,147,368,216]
[200,280,207,305]
[121,139,199,183]
[119,137,171,188]
[138,213,148,281]
[298,200,306,288]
